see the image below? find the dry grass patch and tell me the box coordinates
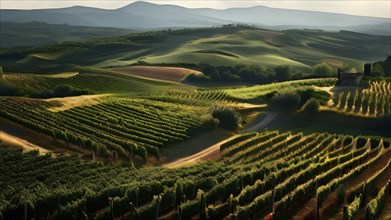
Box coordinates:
[110,66,202,82]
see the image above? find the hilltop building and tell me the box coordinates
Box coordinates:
[337,63,371,86]
[338,71,362,86]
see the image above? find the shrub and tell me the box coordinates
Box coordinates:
[53,85,74,97]
[137,198,158,220]
[180,199,200,220]
[301,98,321,114]
[269,92,301,112]
[200,114,219,130]
[274,65,292,81]
[210,106,240,130]
[313,63,336,76]
[160,187,176,213]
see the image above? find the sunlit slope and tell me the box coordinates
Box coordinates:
[1,27,390,72]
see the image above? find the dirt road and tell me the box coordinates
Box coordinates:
[241,112,277,133]
[164,134,240,168]
[164,112,277,168]
[0,131,49,154]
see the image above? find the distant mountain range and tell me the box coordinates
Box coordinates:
[1,1,390,35]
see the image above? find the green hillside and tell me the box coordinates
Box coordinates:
[0,22,133,49]
[1,26,389,73]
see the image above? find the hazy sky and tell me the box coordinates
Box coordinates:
[1,0,390,18]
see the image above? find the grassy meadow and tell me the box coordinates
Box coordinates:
[1,26,390,73]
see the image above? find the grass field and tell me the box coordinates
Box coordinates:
[1,27,390,73]
[109,65,202,82]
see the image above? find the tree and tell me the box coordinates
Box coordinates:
[210,106,240,130]
[372,63,385,77]
[201,64,217,77]
[301,98,321,114]
[274,65,291,81]
[53,85,73,97]
[200,114,219,130]
[313,63,335,76]
[269,92,301,112]
[373,56,391,77]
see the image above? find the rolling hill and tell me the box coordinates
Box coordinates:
[1,1,390,35]
[0,22,133,49]
[0,26,390,73]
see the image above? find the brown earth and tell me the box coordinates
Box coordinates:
[163,133,239,168]
[163,112,278,168]
[0,131,49,154]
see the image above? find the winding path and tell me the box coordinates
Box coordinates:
[164,112,277,168]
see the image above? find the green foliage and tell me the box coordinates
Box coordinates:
[313,63,336,76]
[180,198,200,220]
[210,106,240,130]
[187,64,278,84]
[346,195,361,219]
[200,114,220,131]
[269,92,301,112]
[207,203,230,219]
[301,98,321,114]
[2,27,388,75]
[137,198,158,220]
[160,187,176,213]
[0,22,132,49]
[274,65,292,82]
[0,131,389,219]
[366,183,389,220]
[33,84,92,98]
[0,96,204,161]
[378,56,391,76]
[224,78,337,101]
[0,79,25,96]
[371,63,385,77]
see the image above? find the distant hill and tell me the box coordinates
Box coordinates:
[1,1,390,35]
[0,22,133,49]
[0,26,389,73]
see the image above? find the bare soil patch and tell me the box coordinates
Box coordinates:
[241,112,277,133]
[164,133,238,168]
[159,129,233,168]
[110,66,202,82]
[45,94,110,112]
[0,131,49,154]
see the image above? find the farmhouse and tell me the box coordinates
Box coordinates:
[338,71,362,86]
[337,63,371,86]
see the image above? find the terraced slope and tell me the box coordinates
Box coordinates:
[326,80,391,118]
[1,131,390,219]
